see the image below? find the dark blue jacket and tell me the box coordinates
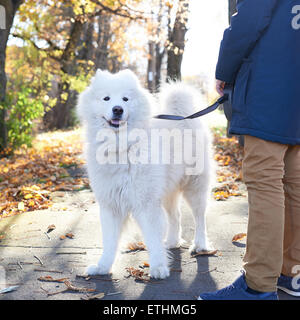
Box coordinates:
[216,0,300,145]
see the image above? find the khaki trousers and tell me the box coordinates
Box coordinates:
[242,135,300,292]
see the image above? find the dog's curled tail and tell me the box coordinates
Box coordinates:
[159,82,205,118]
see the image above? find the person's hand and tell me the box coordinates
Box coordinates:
[216,79,226,96]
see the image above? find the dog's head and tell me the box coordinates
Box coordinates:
[77,69,151,131]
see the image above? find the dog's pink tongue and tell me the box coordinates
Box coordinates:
[111,119,120,125]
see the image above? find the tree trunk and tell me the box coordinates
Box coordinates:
[155,41,164,89]
[44,19,84,130]
[0,0,22,150]
[154,0,164,89]
[147,40,156,93]
[147,0,164,92]
[77,20,95,64]
[95,14,111,71]
[166,0,190,82]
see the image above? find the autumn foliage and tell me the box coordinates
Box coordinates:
[212,129,244,201]
[0,129,88,218]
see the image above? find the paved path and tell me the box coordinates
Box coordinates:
[0,187,297,300]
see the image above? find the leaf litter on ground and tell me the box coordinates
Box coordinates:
[0,129,88,219]
[212,130,244,201]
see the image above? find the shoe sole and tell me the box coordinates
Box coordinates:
[277,286,300,297]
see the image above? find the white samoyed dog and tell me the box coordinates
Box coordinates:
[77,69,213,279]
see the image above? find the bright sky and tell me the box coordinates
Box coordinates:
[182,0,229,86]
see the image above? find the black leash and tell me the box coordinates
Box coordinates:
[154,84,233,121]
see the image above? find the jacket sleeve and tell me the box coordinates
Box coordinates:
[216,0,278,83]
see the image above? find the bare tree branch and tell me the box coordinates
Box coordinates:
[89,0,145,20]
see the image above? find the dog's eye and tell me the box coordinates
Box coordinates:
[123,97,129,102]
[103,96,110,101]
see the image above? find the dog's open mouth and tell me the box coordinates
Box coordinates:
[104,117,126,128]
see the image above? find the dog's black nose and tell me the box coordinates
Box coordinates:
[112,106,124,116]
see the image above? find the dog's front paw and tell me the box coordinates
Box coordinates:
[85,264,110,276]
[150,264,170,279]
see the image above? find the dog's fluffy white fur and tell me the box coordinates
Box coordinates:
[77,69,213,279]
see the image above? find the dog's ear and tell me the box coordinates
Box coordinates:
[90,69,109,86]
[119,69,140,87]
[121,69,137,79]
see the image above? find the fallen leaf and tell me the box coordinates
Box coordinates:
[65,232,74,239]
[28,200,35,207]
[38,275,69,283]
[31,185,40,191]
[47,224,56,233]
[46,279,95,296]
[232,233,247,242]
[127,241,146,252]
[63,280,95,293]
[125,267,149,282]
[59,235,66,240]
[17,202,25,211]
[191,250,218,258]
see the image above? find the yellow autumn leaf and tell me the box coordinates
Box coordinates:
[28,200,35,207]
[18,202,25,211]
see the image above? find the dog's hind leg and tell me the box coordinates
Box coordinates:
[163,191,185,249]
[183,180,213,253]
[86,206,126,275]
[133,204,170,279]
